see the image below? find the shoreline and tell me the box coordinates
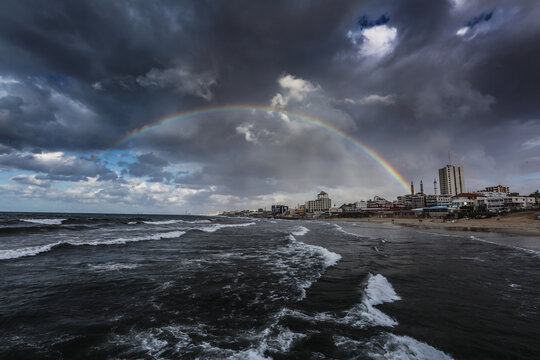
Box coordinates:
[326,212,540,253]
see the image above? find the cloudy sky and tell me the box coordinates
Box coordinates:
[1,0,539,214]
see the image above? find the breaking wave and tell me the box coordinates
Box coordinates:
[291,226,309,236]
[20,218,66,225]
[0,231,186,260]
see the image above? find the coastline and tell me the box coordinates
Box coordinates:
[326,211,540,253]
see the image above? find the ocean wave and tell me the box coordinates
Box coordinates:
[111,320,304,360]
[196,222,256,233]
[280,273,400,329]
[0,230,186,260]
[343,273,401,328]
[287,234,341,268]
[291,226,309,236]
[284,234,341,300]
[142,219,212,225]
[469,235,540,257]
[20,218,66,225]
[333,333,453,360]
[369,333,454,360]
[332,223,363,238]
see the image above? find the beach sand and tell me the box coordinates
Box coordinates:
[328,211,540,253]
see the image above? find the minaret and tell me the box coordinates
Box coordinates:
[434,179,438,195]
[420,180,424,194]
[410,181,414,195]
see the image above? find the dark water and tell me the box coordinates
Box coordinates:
[0,213,539,359]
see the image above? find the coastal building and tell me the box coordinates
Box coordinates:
[439,165,465,196]
[398,194,427,209]
[451,193,485,209]
[425,194,452,207]
[356,200,367,210]
[306,191,332,213]
[485,185,510,195]
[475,191,507,212]
[271,205,288,215]
[504,196,536,210]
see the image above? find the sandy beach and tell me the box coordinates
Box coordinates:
[328,211,540,253]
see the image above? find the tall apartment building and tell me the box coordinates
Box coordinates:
[439,165,465,196]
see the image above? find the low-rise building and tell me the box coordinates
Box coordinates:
[485,185,510,195]
[504,196,536,210]
[425,194,452,207]
[306,191,332,213]
[475,191,506,212]
[452,193,486,209]
[271,205,288,215]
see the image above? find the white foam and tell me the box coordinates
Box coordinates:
[20,218,66,225]
[372,333,454,360]
[365,273,401,306]
[197,222,256,233]
[287,234,341,268]
[291,226,309,236]
[89,262,139,271]
[0,242,59,260]
[280,273,400,329]
[127,221,137,225]
[333,223,362,238]
[343,273,401,328]
[0,230,186,260]
[143,219,212,225]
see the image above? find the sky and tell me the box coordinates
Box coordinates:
[0,0,539,214]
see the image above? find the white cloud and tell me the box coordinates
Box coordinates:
[347,25,398,58]
[236,123,258,143]
[136,66,217,101]
[456,27,469,36]
[271,74,320,108]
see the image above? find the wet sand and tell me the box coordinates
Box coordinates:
[328,211,540,253]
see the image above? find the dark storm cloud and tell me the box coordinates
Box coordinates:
[357,14,391,30]
[121,152,173,182]
[0,0,539,212]
[466,11,493,28]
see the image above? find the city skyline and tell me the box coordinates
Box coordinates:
[1,1,540,214]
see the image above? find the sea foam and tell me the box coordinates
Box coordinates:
[291,226,309,236]
[0,230,186,260]
[287,234,341,268]
[142,219,212,225]
[197,222,256,233]
[20,218,66,225]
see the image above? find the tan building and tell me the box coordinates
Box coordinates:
[439,165,465,196]
[306,191,332,213]
[485,185,510,195]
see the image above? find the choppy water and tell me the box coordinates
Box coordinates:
[0,213,539,359]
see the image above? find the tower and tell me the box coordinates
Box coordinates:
[410,181,414,195]
[434,179,438,195]
[438,165,465,196]
[420,180,424,194]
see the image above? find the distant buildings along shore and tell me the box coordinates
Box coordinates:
[220,163,540,218]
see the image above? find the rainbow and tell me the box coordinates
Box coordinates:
[96,105,410,192]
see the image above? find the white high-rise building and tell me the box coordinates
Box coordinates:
[439,165,465,196]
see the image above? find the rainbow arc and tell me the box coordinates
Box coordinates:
[89,105,410,192]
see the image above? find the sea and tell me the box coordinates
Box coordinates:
[0,212,539,359]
